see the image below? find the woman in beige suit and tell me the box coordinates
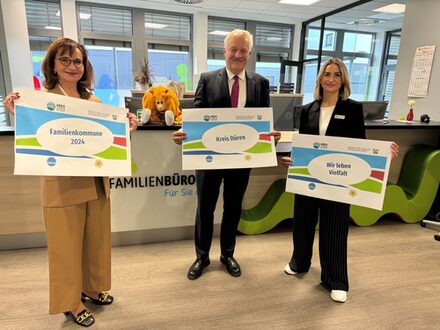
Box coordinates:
[3,38,138,327]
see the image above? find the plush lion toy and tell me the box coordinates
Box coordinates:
[141,85,182,126]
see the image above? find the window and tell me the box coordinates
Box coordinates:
[207,18,293,90]
[79,5,134,107]
[378,32,401,102]
[25,0,61,31]
[79,5,132,36]
[303,27,375,101]
[144,12,190,41]
[207,18,246,71]
[25,0,62,90]
[255,24,291,48]
[343,32,373,54]
[255,24,292,88]
[208,18,246,44]
[256,51,288,86]
[207,48,225,71]
[144,12,191,91]
[148,46,189,89]
[300,0,405,102]
[84,40,133,107]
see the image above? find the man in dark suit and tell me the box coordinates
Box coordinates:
[173,29,279,280]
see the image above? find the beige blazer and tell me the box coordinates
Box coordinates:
[41,86,110,207]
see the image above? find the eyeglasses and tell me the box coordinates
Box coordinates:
[56,57,84,68]
[322,72,342,79]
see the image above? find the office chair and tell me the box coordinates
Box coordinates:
[421,184,440,239]
[279,82,295,94]
[421,213,440,240]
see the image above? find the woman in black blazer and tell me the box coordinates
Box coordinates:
[282,58,398,303]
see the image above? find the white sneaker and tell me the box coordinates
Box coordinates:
[330,290,347,303]
[284,263,298,275]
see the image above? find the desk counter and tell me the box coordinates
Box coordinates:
[1,120,439,249]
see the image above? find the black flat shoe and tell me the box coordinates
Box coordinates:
[187,258,210,280]
[81,292,114,305]
[64,309,95,327]
[220,255,241,277]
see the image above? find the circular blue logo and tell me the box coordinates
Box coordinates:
[313,142,320,149]
[47,157,56,167]
[206,155,213,163]
[308,183,316,190]
[203,115,210,121]
[47,102,56,111]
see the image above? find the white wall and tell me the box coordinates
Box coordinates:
[60,0,78,41]
[390,0,440,121]
[0,0,33,90]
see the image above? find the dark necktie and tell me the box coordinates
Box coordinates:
[230,75,239,107]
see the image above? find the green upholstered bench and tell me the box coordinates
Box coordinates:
[238,179,293,235]
[350,145,440,226]
[238,145,440,234]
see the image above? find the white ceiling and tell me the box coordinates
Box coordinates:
[81,0,406,30]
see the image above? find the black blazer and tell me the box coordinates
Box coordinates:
[299,98,366,139]
[194,68,270,108]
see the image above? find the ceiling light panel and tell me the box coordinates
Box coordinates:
[279,0,320,5]
[373,3,406,14]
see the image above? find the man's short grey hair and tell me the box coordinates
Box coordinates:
[224,29,253,51]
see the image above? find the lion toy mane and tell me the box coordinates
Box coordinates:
[141,85,182,126]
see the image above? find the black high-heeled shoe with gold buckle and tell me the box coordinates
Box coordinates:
[64,309,95,327]
[81,291,114,305]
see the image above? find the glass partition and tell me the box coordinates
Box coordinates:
[301,0,406,102]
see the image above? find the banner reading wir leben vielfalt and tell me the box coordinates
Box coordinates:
[286,134,392,210]
[14,88,131,177]
[182,108,277,170]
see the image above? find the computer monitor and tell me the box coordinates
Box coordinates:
[270,94,303,131]
[178,98,195,110]
[124,96,143,115]
[361,101,388,120]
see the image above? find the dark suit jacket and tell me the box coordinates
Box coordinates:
[194,68,270,108]
[299,98,366,139]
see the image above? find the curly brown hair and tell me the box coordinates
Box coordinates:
[42,37,94,100]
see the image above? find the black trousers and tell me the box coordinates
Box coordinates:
[289,195,350,291]
[194,168,251,260]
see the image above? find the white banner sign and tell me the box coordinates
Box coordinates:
[14,88,131,177]
[286,134,392,210]
[182,108,277,170]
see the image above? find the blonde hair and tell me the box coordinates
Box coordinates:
[314,58,351,101]
[224,29,253,52]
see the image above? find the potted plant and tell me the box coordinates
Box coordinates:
[134,57,155,90]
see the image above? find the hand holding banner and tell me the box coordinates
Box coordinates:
[14,88,131,177]
[182,108,277,170]
[286,134,392,210]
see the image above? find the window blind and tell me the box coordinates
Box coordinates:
[256,24,291,48]
[144,12,190,41]
[208,18,246,44]
[79,5,132,36]
[25,0,61,30]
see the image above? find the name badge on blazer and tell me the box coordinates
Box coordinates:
[334,114,345,120]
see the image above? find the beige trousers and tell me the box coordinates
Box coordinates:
[43,184,111,315]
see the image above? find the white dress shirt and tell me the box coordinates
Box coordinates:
[226,68,247,108]
[319,105,335,136]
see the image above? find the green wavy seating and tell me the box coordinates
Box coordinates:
[238,145,440,234]
[238,179,294,234]
[350,145,440,226]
